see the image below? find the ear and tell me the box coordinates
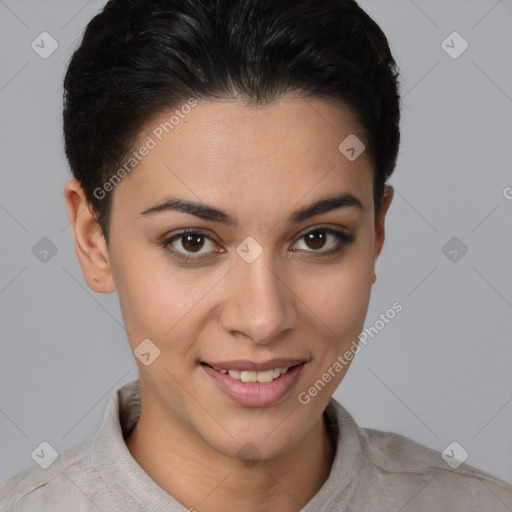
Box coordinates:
[372,185,394,284]
[63,178,116,293]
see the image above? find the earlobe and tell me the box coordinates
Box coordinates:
[63,178,116,293]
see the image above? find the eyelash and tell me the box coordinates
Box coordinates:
[161,227,355,262]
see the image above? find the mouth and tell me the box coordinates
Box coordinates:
[199,358,307,407]
[200,362,299,383]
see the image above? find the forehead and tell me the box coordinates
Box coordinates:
[112,94,374,219]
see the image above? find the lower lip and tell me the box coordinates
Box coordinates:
[201,363,305,407]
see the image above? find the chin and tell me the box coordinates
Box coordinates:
[195,414,305,463]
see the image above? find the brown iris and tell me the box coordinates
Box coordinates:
[304,230,327,250]
[181,234,205,252]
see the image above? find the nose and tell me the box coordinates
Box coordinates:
[218,251,298,344]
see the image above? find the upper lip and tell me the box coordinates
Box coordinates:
[201,358,307,372]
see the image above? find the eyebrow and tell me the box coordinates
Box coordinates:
[140,192,363,225]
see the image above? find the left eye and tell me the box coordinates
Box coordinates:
[291,228,349,253]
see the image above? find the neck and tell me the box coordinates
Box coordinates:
[125,391,335,512]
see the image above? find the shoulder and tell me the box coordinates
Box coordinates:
[0,436,106,512]
[327,399,512,510]
[360,425,512,509]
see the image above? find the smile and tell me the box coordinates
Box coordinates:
[205,364,292,383]
[200,359,307,407]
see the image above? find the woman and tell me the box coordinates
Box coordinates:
[1,0,511,510]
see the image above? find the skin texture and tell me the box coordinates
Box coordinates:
[64,94,394,512]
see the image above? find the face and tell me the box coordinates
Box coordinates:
[68,94,392,461]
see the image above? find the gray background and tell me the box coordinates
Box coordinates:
[0,0,511,485]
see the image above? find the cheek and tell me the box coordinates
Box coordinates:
[295,250,374,396]
[302,241,375,338]
[111,252,223,352]
[109,250,178,342]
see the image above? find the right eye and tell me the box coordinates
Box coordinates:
[162,229,224,261]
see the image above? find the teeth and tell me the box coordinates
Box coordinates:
[222,367,290,382]
[241,371,257,383]
[256,369,274,383]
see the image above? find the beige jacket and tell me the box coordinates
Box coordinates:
[1,379,511,511]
